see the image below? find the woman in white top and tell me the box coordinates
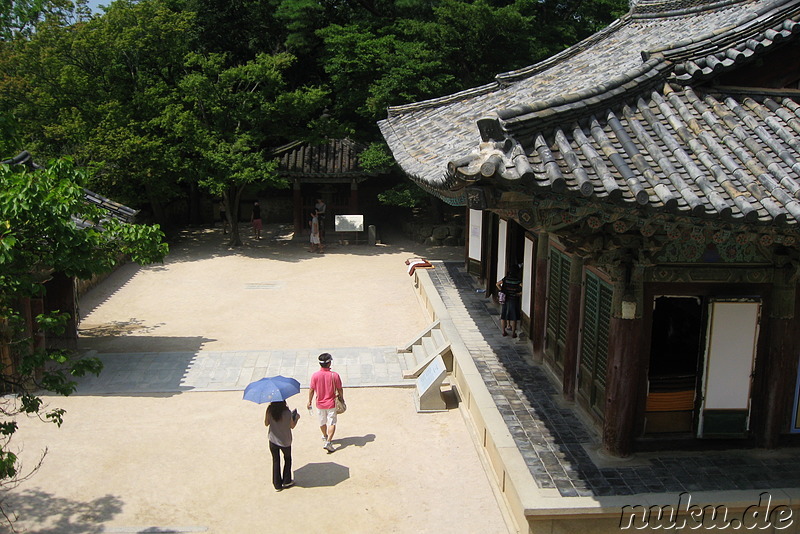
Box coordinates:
[265,400,299,491]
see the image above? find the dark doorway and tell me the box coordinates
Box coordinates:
[506,219,526,269]
[645,296,704,434]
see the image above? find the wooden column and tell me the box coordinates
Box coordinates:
[0,318,12,389]
[30,298,45,352]
[292,179,302,237]
[562,256,584,401]
[602,264,644,457]
[532,233,549,363]
[350,179,359,213]
[44,272,78,349]
[756,274,799,448]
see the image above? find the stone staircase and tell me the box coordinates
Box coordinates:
[397,320,452,379]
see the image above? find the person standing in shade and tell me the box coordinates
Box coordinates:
[314,198,326,239]
[265,400,299,491]
[307,353,343,453]
[251,201,262,240]
[218,199,228,235]
[309,210,323,253]
[497,266,523,338]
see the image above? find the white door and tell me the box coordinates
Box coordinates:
[698,299,760,438]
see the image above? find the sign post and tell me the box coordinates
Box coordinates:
[414,354,447,412]
[334,215,365,244]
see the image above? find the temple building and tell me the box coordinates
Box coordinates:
[380,0,800,457]
[272,139,382,237]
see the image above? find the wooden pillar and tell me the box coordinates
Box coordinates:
[464,205,471,269]
[562,256,584,401]
[293,180,303,237]
[756,274,799,448]
[602,264,644,458]
[30,298,45,352]
[532,233,548,363]
[0,317,12,387]
[43,272,77,349]
[350,179,359,213]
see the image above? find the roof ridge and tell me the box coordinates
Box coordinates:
[385,82,500,118]
[384,14,633,118]
[493,0,800,133]
[647,0,800,59]
[630,0,751,19]
[494,17,630,85]
[496,57,671,133]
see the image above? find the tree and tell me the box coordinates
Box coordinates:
[161,50,327,246]
[0,155,168,524]
[0,0,200,225]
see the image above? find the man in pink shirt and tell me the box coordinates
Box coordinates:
[307,353,344,452]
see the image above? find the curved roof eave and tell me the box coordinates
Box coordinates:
[381,0,796,195]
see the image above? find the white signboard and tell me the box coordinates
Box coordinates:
[335,214,364,232]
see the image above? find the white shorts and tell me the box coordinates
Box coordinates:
[317,407,337,427]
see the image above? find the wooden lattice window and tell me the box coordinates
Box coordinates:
[578,271,612,417]
[546,247,571,363]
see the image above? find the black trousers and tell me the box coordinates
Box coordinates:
[269,441,292,489]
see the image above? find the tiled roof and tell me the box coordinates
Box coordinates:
[463,84,800,225]
[378,0,800,225]
[82,188,138,224]
[272,138,374,179]
[2,151,138,224]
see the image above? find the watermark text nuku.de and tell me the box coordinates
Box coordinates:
[619,492,793,530]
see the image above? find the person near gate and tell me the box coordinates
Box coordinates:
[314,198,327,239]
[307,353,343,453]
[251,201,262,240]
[309,209,323,253]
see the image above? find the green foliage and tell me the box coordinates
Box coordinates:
[378,182,430,208]
[0,0,628,222]
[0,0,78,41]
[161,48,327,244]
[0,155,167,506]
[359,142,395,174]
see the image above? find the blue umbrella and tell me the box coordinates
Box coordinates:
[243,376,301,404]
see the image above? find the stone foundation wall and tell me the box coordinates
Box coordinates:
[402,221,465,246]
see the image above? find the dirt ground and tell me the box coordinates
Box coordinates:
[77,224,463,353]
[3,225,511,534]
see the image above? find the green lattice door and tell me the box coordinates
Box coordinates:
[545,248,571,367]
[578,271,612,418]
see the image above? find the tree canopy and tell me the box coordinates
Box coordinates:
[0,0,627,224]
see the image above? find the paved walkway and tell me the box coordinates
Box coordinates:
[73,347,408,394]
[429,260,800,498]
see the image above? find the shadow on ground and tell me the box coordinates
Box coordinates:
[293,462,350,488]
[2,489,123,533]
[334,434,376,451]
